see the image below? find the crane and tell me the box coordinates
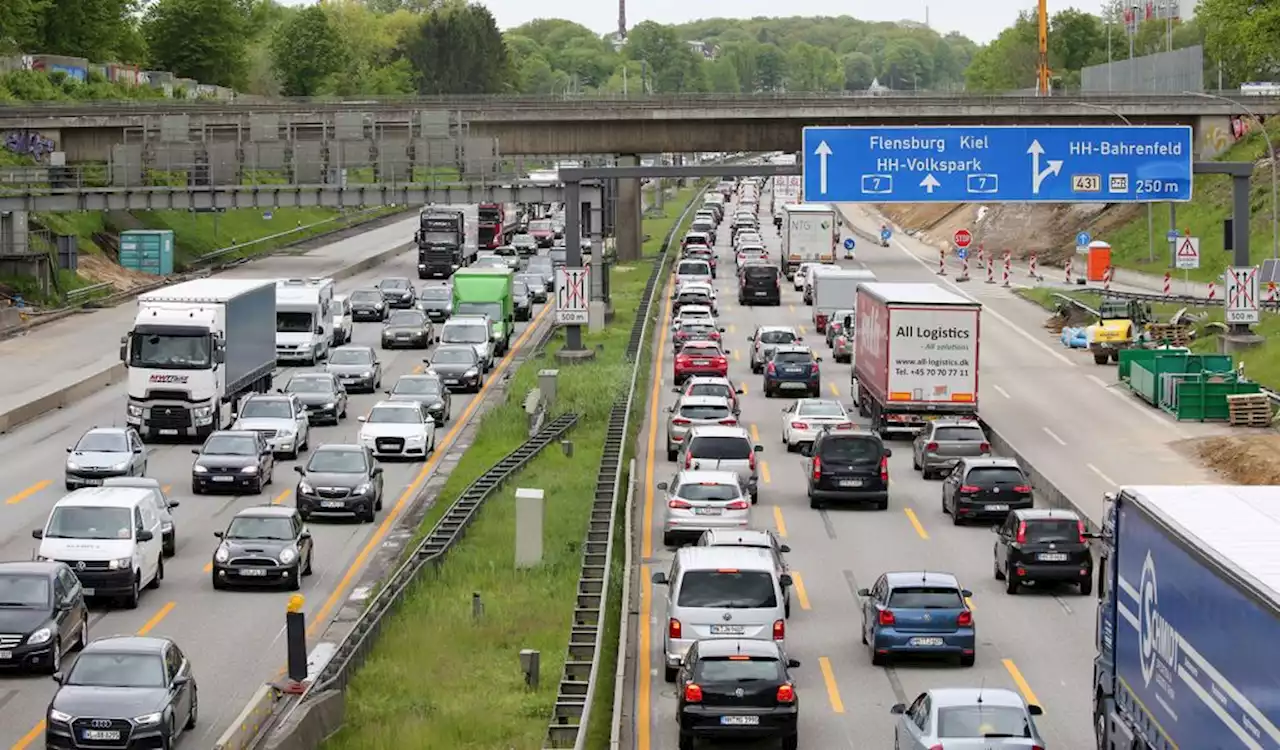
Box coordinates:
[1037,0,1052,96]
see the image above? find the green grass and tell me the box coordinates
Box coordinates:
[1016,286,1280,391]
[1102,119,1280,283]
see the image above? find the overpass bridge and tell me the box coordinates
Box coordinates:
[2,93,1276,159]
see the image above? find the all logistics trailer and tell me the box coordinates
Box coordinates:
[851,282,981,437]
[1093,485,1280,750]
[121,278,276,440]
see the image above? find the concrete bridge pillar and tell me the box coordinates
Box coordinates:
[0,210,29,254]
[615,154,642,262]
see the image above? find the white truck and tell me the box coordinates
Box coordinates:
[781,203,837,279]
[274,277,334,365]
[852,282,982,437]
[461,204,480,266]
[121,278,277,440]
[812,268,876,334]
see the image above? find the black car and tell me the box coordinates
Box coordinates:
[673,287,714,314]
[347,288,387,321]
[417,284,453,322]
[739,264,782,306]
[512,233,538,256]
[941,457,1034,524]
[994,508,1093,595]
[526,258,555,292]
[0,562,88,674]
[426,344,484,392]
[387,373,452,426]
[212,505,314,590]
[45,636,196,750]
[517,272,548,303]
[377,277,416,309]
[191,431,274,495]
[294,444,384,522]
[802,430,891,510]
[676,638,799,750]
[282,372,348,426]
[512,280,533,321]
[380,309,434,350]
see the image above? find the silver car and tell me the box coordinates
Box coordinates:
[891,687,1045,749]
[439,317,494,372]
[326,345,383,393]
[658,470,752,547]
[65,427,147,490]
[665,395,737,461]
[912,419,992,480]
[696,528,793,617]
[749,325,802,374]
[675,425,762,503]
[673,376,742,417]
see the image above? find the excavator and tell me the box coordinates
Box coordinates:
[1087,297,1152,364]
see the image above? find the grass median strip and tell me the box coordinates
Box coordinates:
[323,189,702,749]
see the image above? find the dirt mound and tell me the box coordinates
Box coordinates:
[1190,434,1280,484]
[78,254,159,291]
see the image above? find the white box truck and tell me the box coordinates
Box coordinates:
[274,277,335,364]
[781,203,837,279]
[812,268,876,334]
[122,278,276,440]
[852,282,981,437]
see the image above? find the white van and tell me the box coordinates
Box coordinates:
[33,487,165,609]
[332,294,353,346]
[276,278,335,364]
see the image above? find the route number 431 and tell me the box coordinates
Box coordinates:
[1071,174,1102,193]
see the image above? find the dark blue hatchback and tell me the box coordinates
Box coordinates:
[762,346,821,398]
[858,571,976,667]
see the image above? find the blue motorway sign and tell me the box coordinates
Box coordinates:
[1166,229,1181,241]
[844,237,856,250]
[881,227,892,241]
[1076,231,1092,246]
[958,247,968,260]
[802,125,1193,204]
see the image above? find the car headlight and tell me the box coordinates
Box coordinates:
[35,555,50,562]
[193,465,208,473]
[374,302,384,309]
[464,369,478,378]
[361,371,373,378]
[355,483,372,495]
[299,481,314,494]
[27,626,52,645]
[112,461,130,471]
[278,548,297,564]
[66,461,80,471]
[49,709,72,724]
[279,429,295,438]
[321,402,335,410]
[214,546,229,563]
[132,712,162,726]
[126,404,143,417]
[108,557,132,570]
[242,465,259,474]
[161,522,173,532]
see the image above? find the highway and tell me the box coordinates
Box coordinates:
[0,236,549,749]
[630,186,1231,749]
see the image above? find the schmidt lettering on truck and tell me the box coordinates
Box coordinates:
[852,282,980,437]
[1094,485,1280,750]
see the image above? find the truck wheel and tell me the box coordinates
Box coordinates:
[1092,352,1109,365]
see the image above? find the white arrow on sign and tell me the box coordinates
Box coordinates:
[1027,139,1063,195]
[813,141,832,195]
[920,174,941,194]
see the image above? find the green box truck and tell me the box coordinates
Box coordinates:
[452,268,515,354]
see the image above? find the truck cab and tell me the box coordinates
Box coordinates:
[274,278,333,366]
[417,209,466,279]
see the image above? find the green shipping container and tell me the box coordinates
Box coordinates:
[1127,352,1234,404]
[118,230,175,276]
[1159,372,1263,422]
[1117,346,1189,383]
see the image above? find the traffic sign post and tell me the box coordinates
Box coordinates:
[1174,236,1200,270]
[802,125,1194,204]
[1226,266,1260,324]
[880,226,892,246]
[556,267,590,325]
[954,229,972,249]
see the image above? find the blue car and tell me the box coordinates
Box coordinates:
[857,571,975,667]
[762,345,821,398]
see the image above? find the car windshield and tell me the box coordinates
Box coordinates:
[819,437,881,463]
[367,407,421,424]
[433,348,476,364]
[0,575,50,607]
[45,506,132,540]
[379,279,410,291]
[687,384,732,399]
[968,467,1026,485]
[529,220,552,232]
[306,450,367,473]
[1024,519,1081,543]
[67,653,167,688]
[678,262,710,275]
[443,325,489,344]
[935,426,985,441]
[330,349,373,365]
[387,311,424,326]
[689,436,750,460]
[225,516,295,541]
[695,657,782,683]
[680,404,730,420]
[888,586,965,609]
[774,351,813,364]
[419,286,450,300]
[518,275,541,288]
[936,705,1033,739]
[240,400,292,419]
[287,377,333,394]
[513,281,529,296]
[679,325,715,336]
[528,258,552,270]
[393,378,441,396]
[744,266,777,280]
[681,344,720,357]
[350,290,380,303]
[759,330,797,345]
[75,432,127,453]
[677,570,777,608]
[798,402,845,418]
[202,435,258,456]
[675,482,740,502]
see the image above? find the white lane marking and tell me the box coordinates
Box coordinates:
[890,238,1076,367]
[992,384,1011,399]
[1087,463,1117,486]
[1086,373,1187,432]
[1042,427,1067,446]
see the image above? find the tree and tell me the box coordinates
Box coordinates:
[0,0,51,54]
[881,37,932,89]
[270,5,346,97]
[704,58,741,93]
[402,3,512,95]
[143,0,248,87]
[785,42,840,92]
[964,12,1038,92]
[37,0,139,63]
[318,1,414,96]
[841,51,875,91]
[1050,8,1106,72]
[624,21,703,93]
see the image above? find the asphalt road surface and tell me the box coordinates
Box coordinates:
[0,244,549,750]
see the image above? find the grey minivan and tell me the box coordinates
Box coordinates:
[675,425,762,503]
[652,546,790,682]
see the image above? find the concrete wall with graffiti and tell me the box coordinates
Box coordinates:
[1199,113,1269,159]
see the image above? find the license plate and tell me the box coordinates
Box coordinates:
[985,504,1009,511]
[444,379,458,384]
[238,568,267,577]
[710,625,745,635]
[910,637,944,647]
[322,501,345,508]
[212,476,234,482]
[693,507,722,515]
[694,360,710,366]
[159,429,177,436]
[0,650,11,660]
[83,731,120,741]
[80,478,102,486]
[754,291,767,296]
[1039,553,1068,561]
[838,479,864,487]
[720,716,759,726]
[81,588,94,596]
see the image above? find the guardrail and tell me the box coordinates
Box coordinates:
[191,206,391,265]
[547,183,706,748]
[63,281,113,304]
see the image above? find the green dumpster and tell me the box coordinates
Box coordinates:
[1118,346,1189,383]
[1160,372,1263,422]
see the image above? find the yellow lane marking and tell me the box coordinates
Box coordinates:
[1003,658,1042,706]
[966,597,976,610]
[773,506,787,537]
[791,571,812,610]
[642,271,678,560]
[749,424,760,443]
[760,460,772,484]
[799,325,808,334]
[818,657,846,713]
[904,507,930,540]
[638,564,653,749]
[788,304,796,313]
[739,382,749,396]
[728,324,736,333]
[203,561,213,573]
[162,484,172,494]
[137,601,175,635]
[828,382,840,397]
[6,480,49,505]
[733,350,741,362]
[272,488,292,505]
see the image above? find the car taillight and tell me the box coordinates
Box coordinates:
[715,357,727,368]
[672,417,692,425]
[957,610,973,627]
[675,355,690,367]
[816,313,827,324]
[1016,520,1027,544]
[1014,485,1032,494]
[766,363,777,375]
[880,457,889,483]
[710,332,720,340]
[979,441,991,453]
[669,618,682,639]
[668,498,692,509]
[685,452,693,469]
[878,609,896,626]
[683,683,703,703]
[719,418,738,425]
[748,451,757,470]
[1078,519,1088,544]
[776,684,795,703]
[791,421,810,430]
[960,485,980,494]
[725,499,750,510]
[810,363,820,375]
[772,619,785,640]
[926,442,939,452]
[811,456,822,481]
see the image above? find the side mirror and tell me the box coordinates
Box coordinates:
[357,416,367,422]
[735,388,744,395]
[961,589,973,598]
[719,327,726,333]
[856,588,870,597]
[31,529,43,540]
[134,446,143,453]
[779,544,791,553]
[796,337,803,342]
[214,531,224,538]
[315,326,324,334]
[214,348,226,364]
[300,530,311,540]
[651,571,668,585]
[656,482,669,490]
[56,599,72,611]
[51,672,63,685]
[137,530,154,542]
[671,387,680,394]
[883,448,892,457]
[991,525,1001,533]
[753,444,763,452]
[779,573,793,587]
[1028,704,1043,716]
[889,703,906,715]
[66,446,73,453]
[815,356,824,362]
[192,449,201,455]
[373,466,383,476]
[172,675,191,688]
[385,390,392,395]
[293,466,305,475]
[167,501,179,509]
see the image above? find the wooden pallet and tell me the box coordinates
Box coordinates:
[1146,323,1192,347]
[1227,393,1274,427]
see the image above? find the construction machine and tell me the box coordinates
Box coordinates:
[1087,296,1152,365]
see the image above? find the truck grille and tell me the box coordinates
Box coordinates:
[147,405,190,430]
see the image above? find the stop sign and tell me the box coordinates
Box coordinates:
[953,229,973,248]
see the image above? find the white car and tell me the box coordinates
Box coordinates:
[736,246,768,267]
[675,259,714,290]
[672,304,717,330]
[678,281,719,311]
[332,294,353,346]
[232,393,310,459]
[781,398,853,451]
[358,401,436,460]
[734,232,763,250]
[794,263,813,290]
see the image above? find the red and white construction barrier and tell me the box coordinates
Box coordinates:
[1268,281,1278,305]
[1163,272,1171,296]
[957,254,970,281]
[1064,258,1073,285]
[1208,281,1217,301]
[937,248,947,276]
[985,249,996,284]
[1001,250,1012,287]
[1028,253,1042,280]
[1103,266,1114,291]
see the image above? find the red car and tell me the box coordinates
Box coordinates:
[673,340,729,384]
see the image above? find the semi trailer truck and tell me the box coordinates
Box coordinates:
[781,203,837,278]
